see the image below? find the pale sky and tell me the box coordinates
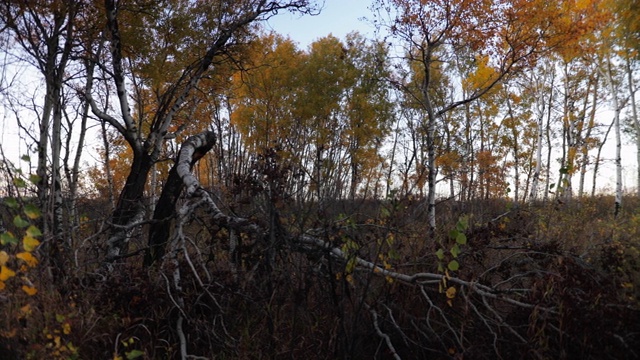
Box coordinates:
[266,1,375,47]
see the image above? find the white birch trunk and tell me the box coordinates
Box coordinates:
[530,103,545,201]
[603,56,623,216]
[625,53,640,196]
[578,80,598,198]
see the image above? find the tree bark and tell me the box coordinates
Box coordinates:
[625,53,640,196]
[529,96,545,201]
[145,131,217,266]
[603,55,623,217]
[578,78,598,197]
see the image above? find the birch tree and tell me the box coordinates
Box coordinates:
[602,54,626,216]
[0,0,83,275]
[373,0,589,232]
[84,0,315,264]
[527,59,556,201]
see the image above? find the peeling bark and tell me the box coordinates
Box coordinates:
[145,131,216,266]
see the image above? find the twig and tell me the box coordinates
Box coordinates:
[366,303,402,360]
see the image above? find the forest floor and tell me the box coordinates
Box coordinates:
[1,195,639,359]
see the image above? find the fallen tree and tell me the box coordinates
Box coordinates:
[148,130,639,360]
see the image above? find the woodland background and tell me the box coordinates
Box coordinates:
[0,0,640,359]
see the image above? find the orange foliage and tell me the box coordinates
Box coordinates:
[476,150,508,198]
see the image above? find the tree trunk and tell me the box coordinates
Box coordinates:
[506,97,520,203]
[419,46,438,234]
[592,118,614,197]
[145,132,217,266]
[625,53,640,196]
[104,150,153,262]
[544,81,554,202]
[530,100,545,201]
[603,55,623,217]
[49,81,66,275]
[578,79,598,198]
[64,90,89,260]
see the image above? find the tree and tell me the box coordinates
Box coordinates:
[83,0,315,265]
[0,0,85,276]
[231,32,393,202]
[373,0,581,232]
[526,59,556,201]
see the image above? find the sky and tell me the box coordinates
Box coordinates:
[266,1,375,47]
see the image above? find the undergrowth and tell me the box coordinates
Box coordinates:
[0,195,639,359]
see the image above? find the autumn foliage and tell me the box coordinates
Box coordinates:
[1,0,640,359]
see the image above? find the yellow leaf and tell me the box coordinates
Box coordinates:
[345,274,354,284]
[0,265,16,281]
[63,322,71,335]
[22,285,37,296]
[23,236,40,252]
[0,251,9,266]
[16,252,38,267]
[446,286,457,299]
[20,304,32,316]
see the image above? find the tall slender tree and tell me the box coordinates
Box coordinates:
[372,0,590,232]
[0,0,83,276]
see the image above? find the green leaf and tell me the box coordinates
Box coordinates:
[26,225,42,238]
[23,204,41,219]
[13,215,29,228]
[56,314,66,323]
[447,260,460,271]
[435,248,445,260]
[450,244,460,258]
[13,178,26,188]
[4,197,18,209]
[29,174,41,185]
[456,218,468,232]
[456,232,467,245]
[125,349,144,359]
[1,232,18,245]
[21,155,30,162]
[448,229,459,240]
